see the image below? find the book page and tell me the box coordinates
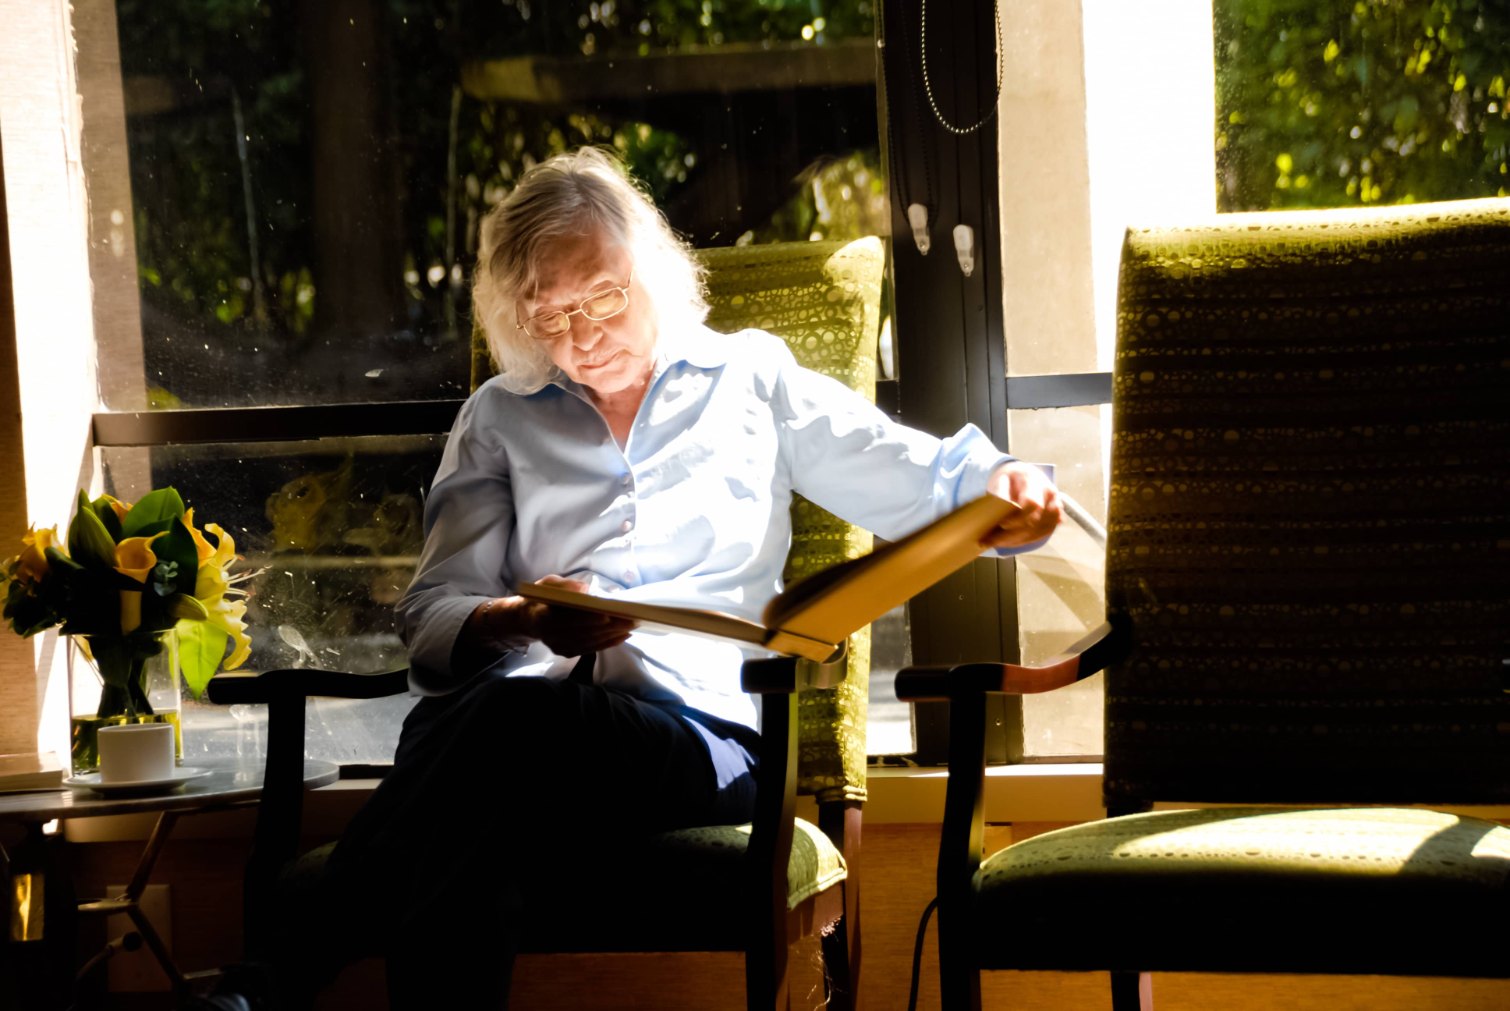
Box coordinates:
[517,494,1017,663]
[515,582,843,662]
[764,494,1020,643]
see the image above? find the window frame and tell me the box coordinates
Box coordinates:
[6,0,1118,766]
[879,0,1114,764]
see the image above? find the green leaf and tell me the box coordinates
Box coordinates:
[43,545,84,574]
[165,593,209,621]
[176,618,228,701]
[3,579,57,637]
[90,497,124,541]
[67,490,118,569]
[153,519,199,596]
[123,518,175,541]
[121,488,186,538]
[135,518,201,632]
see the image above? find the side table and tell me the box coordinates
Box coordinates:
[1,756,338,1003]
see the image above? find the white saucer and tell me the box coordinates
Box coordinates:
[64,767,212,796]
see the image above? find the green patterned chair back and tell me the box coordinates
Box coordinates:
[1105,197,1510,808]
[696,237,882,805]
[472,237,884,804]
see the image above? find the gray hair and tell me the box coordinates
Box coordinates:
[472,147,708,393]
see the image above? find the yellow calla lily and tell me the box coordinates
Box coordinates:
[183,508,216,565]
[189,523,252,669]
[113,533,163,634]
[99,494,131,524]
[204,596,252,669]
[193,522,239,601]
[16,525,58,584]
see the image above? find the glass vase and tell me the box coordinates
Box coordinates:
[67,630,183,774]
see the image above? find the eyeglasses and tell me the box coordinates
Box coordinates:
[516,270,634,341]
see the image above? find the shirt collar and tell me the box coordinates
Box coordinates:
[656,323,731,371]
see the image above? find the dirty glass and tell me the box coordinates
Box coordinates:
[93,0,893,762]
[107,0,884,408]
[99,436,443,763]
[1214,0,1509,210]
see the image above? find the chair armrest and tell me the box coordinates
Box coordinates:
[894,619,1126,701]
[206,667,411,705]
[209,666,409,925]
[742,654,848,694]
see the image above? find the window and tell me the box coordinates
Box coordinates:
[8,0,1502,767]
[880,0,1507,763]
[19,0,895,765]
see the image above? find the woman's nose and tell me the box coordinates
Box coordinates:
[568,314,604,349]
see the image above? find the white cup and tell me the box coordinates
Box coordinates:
[97,723,176,783]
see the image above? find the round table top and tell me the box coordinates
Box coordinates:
[0,758,340,822]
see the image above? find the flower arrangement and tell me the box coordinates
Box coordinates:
[3,488,254,716]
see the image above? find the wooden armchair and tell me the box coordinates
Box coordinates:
[209,236,885,1009]
[896,199,1510,1009]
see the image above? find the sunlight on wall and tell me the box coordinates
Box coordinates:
[1083,0,1217,369]
[1001,1,1215,756]
[1,0,105,755]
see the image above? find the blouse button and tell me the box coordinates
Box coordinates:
[620,519,632,533]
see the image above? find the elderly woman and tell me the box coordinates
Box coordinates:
[322,147,1061,1008]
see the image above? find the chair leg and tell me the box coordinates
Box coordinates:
[1111,970,1152,1011]
[745,938,792,1011]
[819,800,863,1011]
[936,910,981,1011]
[820,915,854,1011]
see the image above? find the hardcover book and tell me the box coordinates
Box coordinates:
[0,751,65,793]
[519,493,1021,663]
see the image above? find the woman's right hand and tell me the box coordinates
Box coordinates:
[514,575,636,655]
[463,575,635,660]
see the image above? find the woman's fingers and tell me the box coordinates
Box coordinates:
[982,462,1063,548]
[529,597,636,656]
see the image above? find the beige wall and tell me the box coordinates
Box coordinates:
[0,129,35,756]
[0,0,116,755]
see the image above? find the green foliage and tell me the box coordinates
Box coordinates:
[470,0,873,56]
[68,492,119,570]
[749,150,887,243]
[120,488,187,538]
[177,619,231,700]
[1216,0,1510,209]
[2,489,252,696]
[117,0,879,365]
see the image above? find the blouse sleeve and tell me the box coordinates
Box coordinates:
[767,336,1029,548]
[396,392,519,695]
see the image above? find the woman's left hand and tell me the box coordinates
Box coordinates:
[982,461,1062,550]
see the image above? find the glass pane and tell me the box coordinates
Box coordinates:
[1008,405,1108,759]
[866,604,914,755]
[99,435,444,765]
[1214,0,1510,211]
[103,0,885,408]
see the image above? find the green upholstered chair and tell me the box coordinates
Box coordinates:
[209,236,884,1009]
[896,198,1510,1009]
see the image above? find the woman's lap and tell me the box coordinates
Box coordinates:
[322,672,759,963]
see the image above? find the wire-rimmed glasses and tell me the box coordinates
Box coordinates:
[516,270,634,341]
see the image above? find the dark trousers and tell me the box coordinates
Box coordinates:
[320,671,760,1009]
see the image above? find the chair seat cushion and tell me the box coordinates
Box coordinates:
[972,806,1510,977]
[525,816,846,952]
[281,819,846,955]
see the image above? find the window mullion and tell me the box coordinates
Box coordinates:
[91,400,466,448]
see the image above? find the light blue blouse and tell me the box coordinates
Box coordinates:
[398,326,1020,729]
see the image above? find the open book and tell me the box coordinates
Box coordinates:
[518,493,1021,663]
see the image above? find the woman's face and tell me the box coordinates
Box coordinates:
[520,232,656,402]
